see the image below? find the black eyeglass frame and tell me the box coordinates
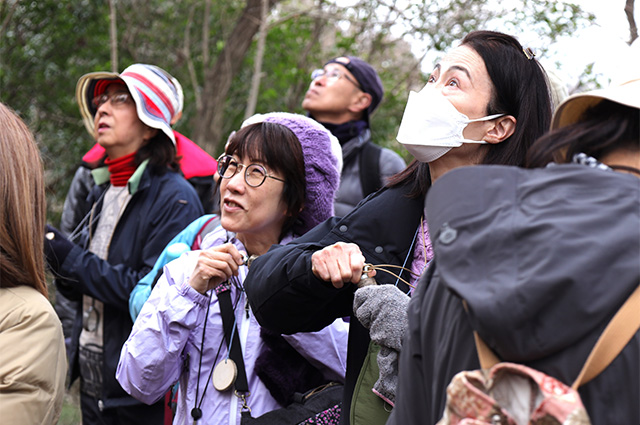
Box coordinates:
[217,155,286,188]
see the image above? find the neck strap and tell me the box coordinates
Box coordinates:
[218,286,249,392]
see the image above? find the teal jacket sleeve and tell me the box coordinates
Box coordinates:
[129,214,216,321]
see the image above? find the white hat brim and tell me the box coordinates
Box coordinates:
[75,70,176,145]
[552,78,640,130]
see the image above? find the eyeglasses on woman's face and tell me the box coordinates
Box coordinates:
[310,68,361,89]
[217,155,285,188]
[92,92,133,109]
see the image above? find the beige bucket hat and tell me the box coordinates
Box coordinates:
[551,77,640,130]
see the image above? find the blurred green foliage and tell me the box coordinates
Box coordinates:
[0,0,594,224]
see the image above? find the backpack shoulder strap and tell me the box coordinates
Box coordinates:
[572,284,640,389]
[191,215,221,250]
[463,300,500,370]
[468,285,640,386]
[359,141,382,197]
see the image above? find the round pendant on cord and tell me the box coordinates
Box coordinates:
[191,407,202,421]
[213,358,237,392]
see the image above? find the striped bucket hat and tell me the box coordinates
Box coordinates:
[76,63,180,144]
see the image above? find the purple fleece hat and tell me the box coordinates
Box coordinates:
[242,112,342,235]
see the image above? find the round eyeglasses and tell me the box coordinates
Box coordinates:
[310,68,361,89]
[217,155,285,188]
[92,92,132,109]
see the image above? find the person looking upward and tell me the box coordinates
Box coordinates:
[44,63,203,424]
[303,56,406,215]
[246,31,552,425]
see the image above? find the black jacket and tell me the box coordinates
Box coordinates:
[56,165,203,411]
[245,181,424,424]
[389,165,640,425]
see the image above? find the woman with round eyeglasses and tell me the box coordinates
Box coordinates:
[117,112,348,425]
[43,63,203,424]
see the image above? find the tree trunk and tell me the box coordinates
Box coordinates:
[109,0,118,72]
[193,0,281,155]
[625,0,638,45]
[0,1,19,40]
[202,0,211,67]
[285,1,326,112]
[244,0,269,120]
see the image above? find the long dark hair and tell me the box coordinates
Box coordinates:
[386,160,431,199]
[389,30,552,198]
[222,122,306,239]
[464,30,552,167]
[136,132,180,175]
[526,100,640,168]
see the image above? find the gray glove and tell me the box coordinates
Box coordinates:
[353,284,410,405]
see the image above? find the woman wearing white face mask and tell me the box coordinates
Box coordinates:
[244,30,553,425]
[391,77,640,425]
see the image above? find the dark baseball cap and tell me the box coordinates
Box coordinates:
[325,56,384,122]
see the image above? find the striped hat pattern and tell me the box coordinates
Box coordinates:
[76,64,180,145]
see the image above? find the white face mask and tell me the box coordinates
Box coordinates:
[396,88,504,163]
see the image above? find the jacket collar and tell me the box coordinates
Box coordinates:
[91,159,150,195]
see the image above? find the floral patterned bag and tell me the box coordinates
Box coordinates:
[437,362,590,425]
[438,286,640,425]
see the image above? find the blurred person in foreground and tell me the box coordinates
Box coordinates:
[391,76,640,424]
[0,102,67,424]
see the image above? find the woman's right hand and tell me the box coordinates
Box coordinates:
[189,243,244,294]
[311,242,373,289]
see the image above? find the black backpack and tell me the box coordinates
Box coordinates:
[359,141,382,197]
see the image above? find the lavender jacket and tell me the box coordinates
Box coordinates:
[117,225,349,425]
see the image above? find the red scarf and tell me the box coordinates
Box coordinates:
[104,152,137,187]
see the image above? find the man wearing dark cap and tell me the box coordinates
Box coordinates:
[303,56,405,216]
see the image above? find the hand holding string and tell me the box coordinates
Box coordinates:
[311,242,373,289]
[189,243,244,294]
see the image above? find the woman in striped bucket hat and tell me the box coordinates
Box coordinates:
[44,64,204,424]
[76,63,180,145]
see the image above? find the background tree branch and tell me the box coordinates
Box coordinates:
[244,0,269,120]
[625,0,638,44]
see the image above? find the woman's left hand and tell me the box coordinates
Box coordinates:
[44,224,75,275]
[311,242,372,289]
[189,243,244,294]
